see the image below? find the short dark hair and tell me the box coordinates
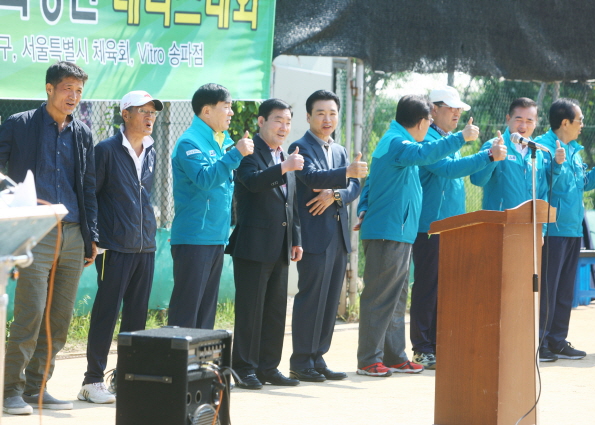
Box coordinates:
[305,90,340,115]
[258,98,293,119]
[395,95,432,128]
[46,61,88,87]
[508,97,537,116]
[549,98,580,130]
[191,83,231,116]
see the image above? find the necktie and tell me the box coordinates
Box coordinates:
[324,143,332,167]
[271,148,287,196]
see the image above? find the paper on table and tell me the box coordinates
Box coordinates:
[9,170,37,207]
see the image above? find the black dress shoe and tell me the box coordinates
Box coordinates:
[315,367,347,380]
[257,370,300,386]
[235,372,263,390]
[289,368,326,382]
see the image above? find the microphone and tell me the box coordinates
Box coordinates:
[510,132,549,152]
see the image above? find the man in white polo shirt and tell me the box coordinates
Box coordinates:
[78,91,162,403]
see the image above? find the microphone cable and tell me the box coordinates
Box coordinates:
[515,148,555,425]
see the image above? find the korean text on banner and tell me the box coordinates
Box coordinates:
[0,0,275,100]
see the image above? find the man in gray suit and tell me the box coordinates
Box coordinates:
[288,90,367,382]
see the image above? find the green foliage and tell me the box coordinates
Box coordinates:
[97,102,120,140]
[338,292,360,323]
[213,299,236,330]
[228,101,261,142]
[12,300,239,351]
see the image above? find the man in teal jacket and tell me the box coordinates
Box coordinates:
[410,87,506,370]
[168,83,254,329]
[354,95,479,377]
[534,98,595,362]
[470,98,548,211]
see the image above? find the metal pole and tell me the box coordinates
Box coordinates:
[338,59,354,318]
[348,59,364,312]
[531,150,541,424]
[345,60,354,158]
[0,260,9,423]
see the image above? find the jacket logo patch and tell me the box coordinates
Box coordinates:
[186,149,201,156]
[209,150,216,156]
[508,155,516,161]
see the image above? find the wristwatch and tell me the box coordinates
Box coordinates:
[333,190,343,207]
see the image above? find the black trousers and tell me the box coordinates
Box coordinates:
[410,233,440,354]
[84,251,154,384]
[539,236,581,351]
[290,221,347,370]
[232,251,289,373]
[168,244,224,329]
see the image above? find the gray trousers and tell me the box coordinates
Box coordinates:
[4,223,84,397]
[357,239,411,368]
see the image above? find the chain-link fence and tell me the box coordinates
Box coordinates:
[345,71,595,212]
[3,72,595,229]
[1,100,216,229]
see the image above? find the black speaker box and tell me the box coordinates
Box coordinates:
[116,327,232,425]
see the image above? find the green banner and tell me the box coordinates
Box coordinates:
[0,0,275,100]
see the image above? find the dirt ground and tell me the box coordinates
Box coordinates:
[2,302,594,425]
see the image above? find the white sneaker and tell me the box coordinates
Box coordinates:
[77,382,116,404]
[413,352,437,370]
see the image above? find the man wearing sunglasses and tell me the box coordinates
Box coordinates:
[410,86,506,371]
[78,91,162,404]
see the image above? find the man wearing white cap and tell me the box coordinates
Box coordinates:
[410,86,507,369]
[77,90,162,404]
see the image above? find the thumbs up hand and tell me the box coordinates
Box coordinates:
[346,152,368,178]
[555,140,566,164]
[282,146,304,173]
[462,117,480,142]
[236,130,254,156]
[490,130,507,161]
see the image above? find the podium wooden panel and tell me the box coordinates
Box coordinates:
[428,200,555,425]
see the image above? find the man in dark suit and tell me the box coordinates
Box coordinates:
[226,99,304,389]
[288,90,367,382]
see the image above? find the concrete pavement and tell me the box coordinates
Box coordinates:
[3,302,595,424]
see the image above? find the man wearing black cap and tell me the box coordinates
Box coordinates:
[77,91,163,404]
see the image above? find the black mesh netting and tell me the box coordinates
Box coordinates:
[274,0,595,82]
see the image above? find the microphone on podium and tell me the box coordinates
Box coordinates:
[510,132,549,152]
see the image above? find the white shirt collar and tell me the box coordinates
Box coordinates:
[121,125,154,154]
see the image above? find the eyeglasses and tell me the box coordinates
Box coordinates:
[436,103,463,112]
[573,117,585,124]
[424,117,434,123]
[136,108,159,117]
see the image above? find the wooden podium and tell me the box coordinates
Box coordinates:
[428,200,555,425]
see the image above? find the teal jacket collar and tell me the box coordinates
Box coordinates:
[538,129,582,153]
[373,120,415,159]
[190,115,234,152]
